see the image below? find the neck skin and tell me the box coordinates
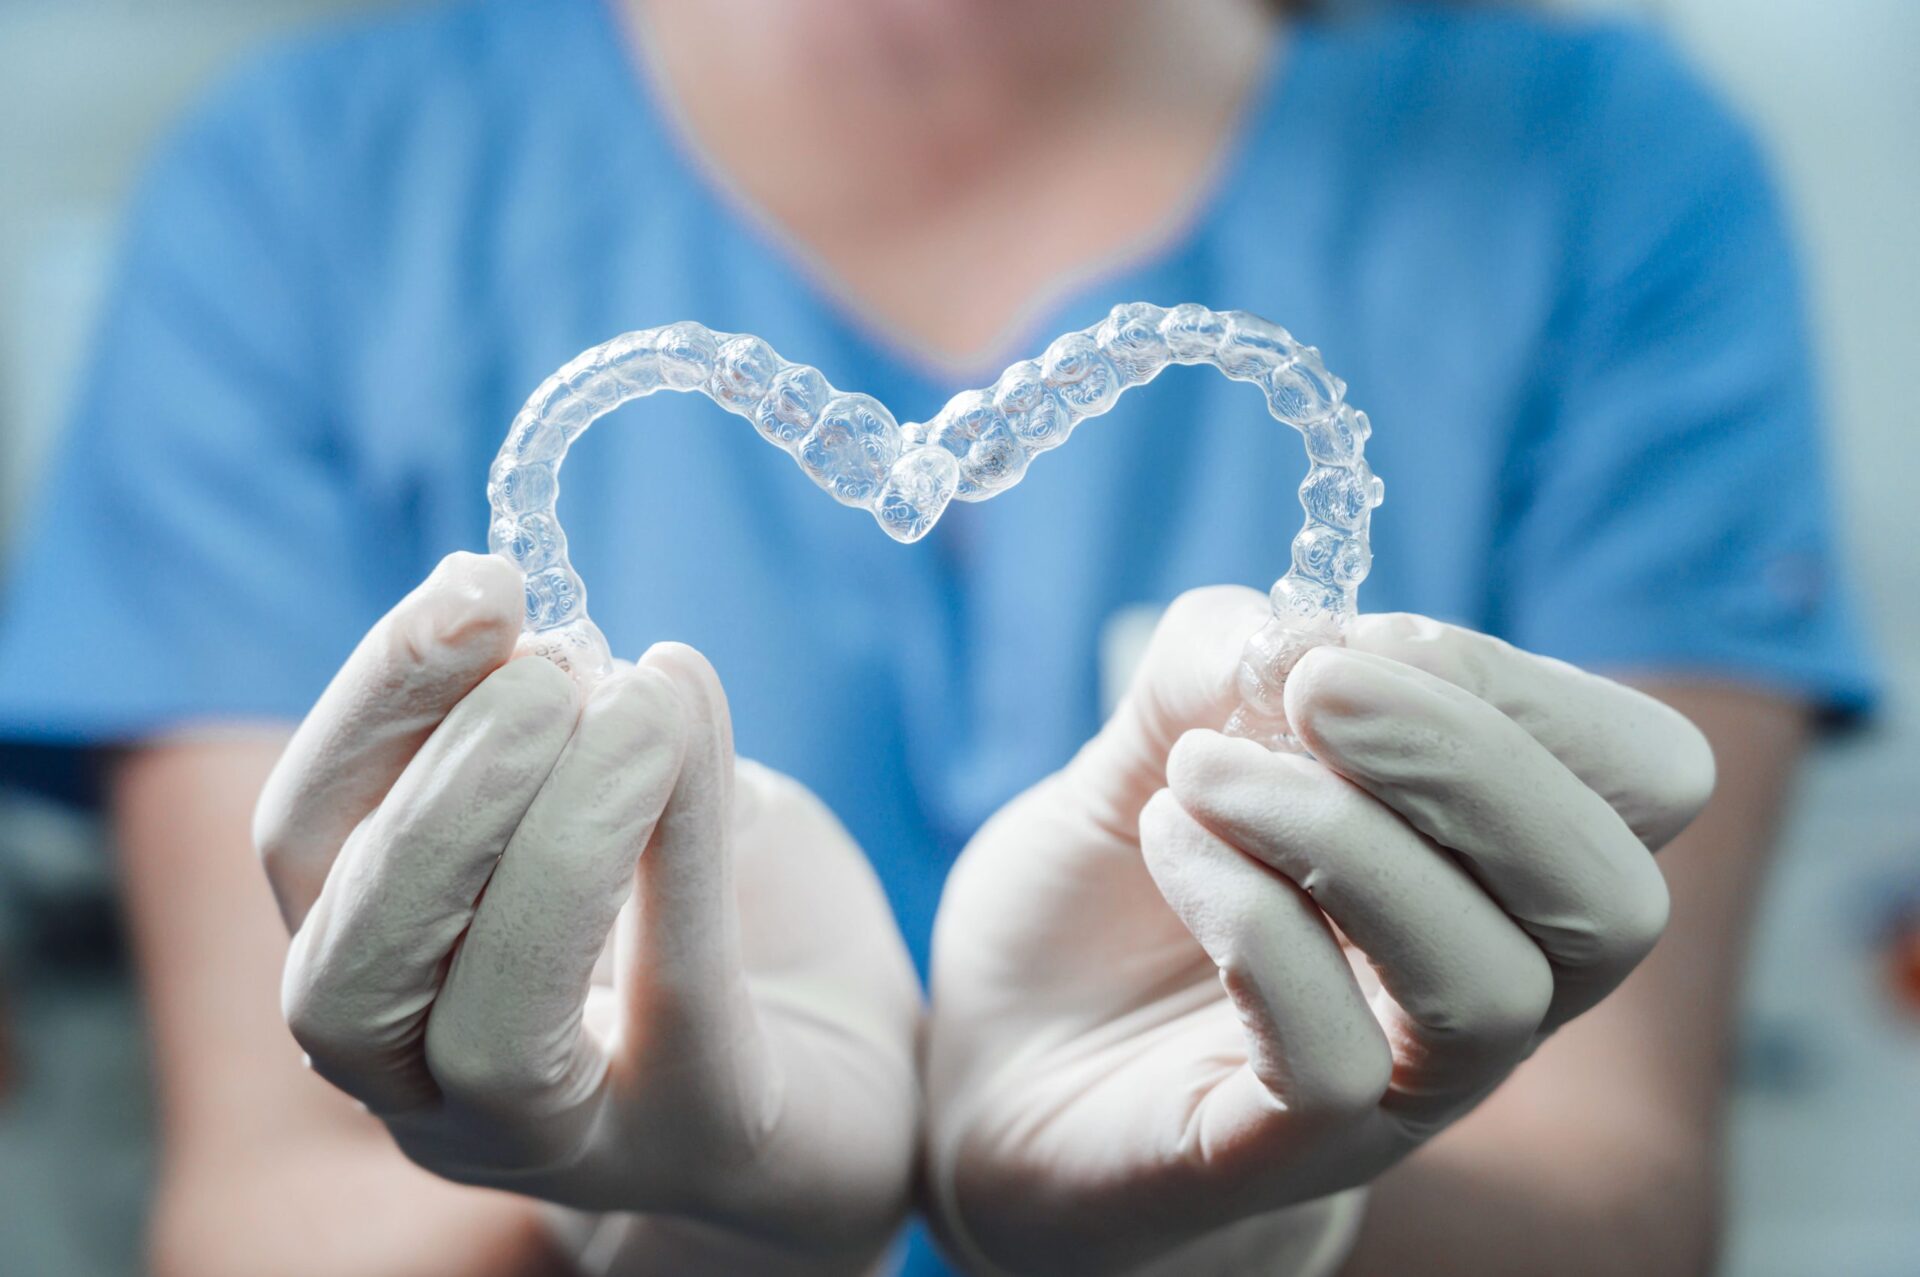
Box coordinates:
[620,0,1280,367]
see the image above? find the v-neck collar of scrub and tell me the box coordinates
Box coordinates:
[578,0,1318,394]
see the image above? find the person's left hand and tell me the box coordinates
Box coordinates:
[924,587,1715,1276]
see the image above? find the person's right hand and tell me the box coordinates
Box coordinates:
[252,553,920,1271]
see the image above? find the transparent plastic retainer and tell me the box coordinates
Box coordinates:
[488,302,1382,751]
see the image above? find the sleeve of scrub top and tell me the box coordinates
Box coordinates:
[1495,29,1878,717]
[0,57,390,784]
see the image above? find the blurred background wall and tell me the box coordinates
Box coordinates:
[0,1,1913,1273]
[1591,8,1920,1272]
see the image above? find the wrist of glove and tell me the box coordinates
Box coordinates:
[934,1160,1366,1277]
[1123,1190,1369,1277]
[926,587,1712,1276]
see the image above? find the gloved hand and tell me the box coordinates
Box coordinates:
[925,586,1715,1277]
[253,553,921,1271]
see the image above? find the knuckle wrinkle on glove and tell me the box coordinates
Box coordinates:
[1636,713,1717,845]
[1282,1015,1394,1123]
[1606,868,1673,967]
[639,640,722,696]
[281,977,364,1078]
[253,808,299,879]
[1432,949,1554,1051]
[1525,869,1669,988]
[424,1017,556,1109]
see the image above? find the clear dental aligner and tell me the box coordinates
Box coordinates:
[488,302,1382,751]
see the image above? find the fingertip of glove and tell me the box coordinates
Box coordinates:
[1162,584,1269,631]
[1346,611,1448,650]
[426,550,522,613]
[1284,644,1420,723]
[636,641,735,762]
[1639,706,1718,838]
[1157,586,1271,675]
[1136,785,1190,846]
[1167,726,1261,791]
[591,659,682,710]
[1283,646,1430,767]
[582,662,691,756]
[636,641,718,698]
[401,552,524,667]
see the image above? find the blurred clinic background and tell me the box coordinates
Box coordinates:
[0,1,1915,1274]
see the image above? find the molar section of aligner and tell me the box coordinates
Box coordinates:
[1040,330,1123,421]
[1293,457,1382,624]
[753,363,831,449]
[517,554,604,680]
[1095,302,1173,385]
[490,509,566,577]
[924,389,1030,501]
[991,360,1070,453]
[1299,460,1382,538]
[1268,573,1350,638]
[1291,520,1373,596]
[708,333,783,415]
[653,321,719,389]
[799,392,903,505]
[491,438,585,637]
[522,559,587,630]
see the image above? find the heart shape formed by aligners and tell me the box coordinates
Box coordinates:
[487,302,1382,750]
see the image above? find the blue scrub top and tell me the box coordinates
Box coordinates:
[0,2,1878,1267]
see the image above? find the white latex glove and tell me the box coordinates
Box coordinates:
[254,553,920,1271]
[926,586,1715,1277]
